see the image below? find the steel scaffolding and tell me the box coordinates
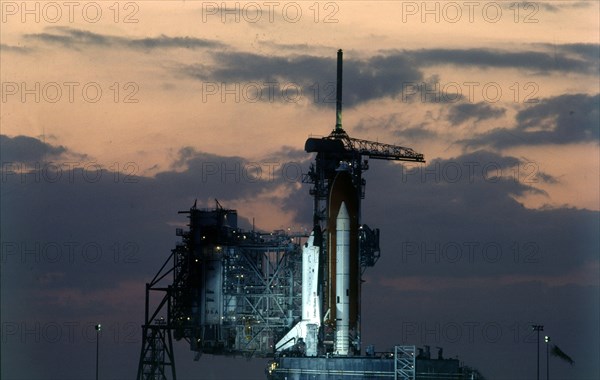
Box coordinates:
[136,204,303,379]
[395,345,416,380]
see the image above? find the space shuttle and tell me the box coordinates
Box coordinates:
[275,191,357,358]
[266,49,427,379]
[275,173,358,357]
[275,50,361,358]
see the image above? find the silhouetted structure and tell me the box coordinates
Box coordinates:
[137,202,304,379]
[136,50,488,380]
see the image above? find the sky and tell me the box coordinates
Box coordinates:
[1,1,599,379]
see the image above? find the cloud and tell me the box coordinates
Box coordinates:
[16,28,598,110]
[462,93,600,148]
[297,148,598,379]
[393,126,438,141]
[256,40,337,55]
[535,1,595,12]
[447,102,507,125]
[181,50,424,107]
[355,150,596,281]
[545,43,600,62]
[408,46,598,74]
[1,138,311,380]
[353,113,438,142]
[0,134,68,164]
[24,27,224,51]
[1,138,308,292]
[180,44,598,109]
[0,43,31,54]
[2,137,598,379]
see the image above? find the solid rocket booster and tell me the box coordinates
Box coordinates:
[335,202,350,355]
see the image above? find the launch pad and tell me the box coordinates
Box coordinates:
[267,346,417,380]
[136,50,485,380]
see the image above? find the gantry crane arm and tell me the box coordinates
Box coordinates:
[343,136,425,162]
[320,129,425,163]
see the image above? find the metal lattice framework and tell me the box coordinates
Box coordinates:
[136,249,180,380]
[137,205,303,380]
[220,241,303,355]
[395,345,416,380]
[332,132,425,162]
[138,324,176,380]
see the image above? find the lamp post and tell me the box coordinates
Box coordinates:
[532,325,544,380]
[545,335,550,380]
[95,324,101,380]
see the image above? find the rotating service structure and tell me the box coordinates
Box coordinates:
[137,202,304,379]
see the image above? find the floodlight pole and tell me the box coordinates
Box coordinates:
[95,324,102,380]
[532,325,544,380]
[545,335,550,380]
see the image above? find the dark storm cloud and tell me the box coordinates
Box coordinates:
[181,50,424,107]
[158,146,304,207]
[463,93,600,148]
[2,139,307,380]
[24,27,224,50]
[3,137,598,379]
[408,46,597,74]
[355,150,596,281]
[1,140,303,293]
[447,102,506,125]
[0,134,68,164]
[356,150,599,380]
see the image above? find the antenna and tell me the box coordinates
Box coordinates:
[335,49,343,131]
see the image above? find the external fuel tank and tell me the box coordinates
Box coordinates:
[327,169,359,355]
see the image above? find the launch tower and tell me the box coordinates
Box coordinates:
[286,49,424,358]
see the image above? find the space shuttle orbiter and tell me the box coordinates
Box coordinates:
[274,229,322,356]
